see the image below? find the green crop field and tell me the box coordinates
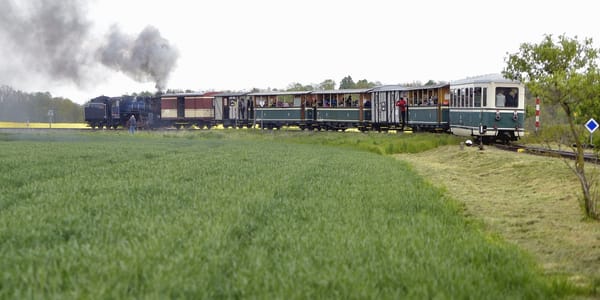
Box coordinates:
[0,131,571,298]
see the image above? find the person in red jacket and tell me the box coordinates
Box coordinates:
[396,97,407,130]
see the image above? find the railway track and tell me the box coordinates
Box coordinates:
[495,143,600,164]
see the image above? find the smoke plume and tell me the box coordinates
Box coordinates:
[98,26,179,90]
[0,0,179,91]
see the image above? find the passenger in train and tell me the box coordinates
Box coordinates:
[396,97,407,129]
[506,89,518,107]
[495,89,506,107]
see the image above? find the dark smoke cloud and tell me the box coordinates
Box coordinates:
[0,0,179,91]
[98,26,179,90]
[0,0,93,83]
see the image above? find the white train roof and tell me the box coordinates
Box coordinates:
[450,74,521,85]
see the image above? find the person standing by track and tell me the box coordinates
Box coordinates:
[128,115,137,134]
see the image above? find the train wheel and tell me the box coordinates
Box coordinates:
[499,132,512,145]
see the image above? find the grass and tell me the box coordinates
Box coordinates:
[396,145,600,296]
[0,130,581,298]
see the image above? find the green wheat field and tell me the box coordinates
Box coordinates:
[0,130,570,298]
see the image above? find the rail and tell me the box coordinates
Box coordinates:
[494,143,600,165]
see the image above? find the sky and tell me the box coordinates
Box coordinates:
[1,0,598,104]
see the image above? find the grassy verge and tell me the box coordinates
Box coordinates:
[396,145,600,297]
[0,131,572,298]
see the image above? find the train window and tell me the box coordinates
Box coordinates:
[474,87,482,107]
[455,90,459,107]
[468,88,474,107]
[460,88,466,107]
[495,87,518,107]
[506,88,518,107]
[482,88,487,106]
[495,88,506,107]
[454,89,459,107]
[452,89,457,107]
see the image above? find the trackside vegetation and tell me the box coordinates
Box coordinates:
[0,131,569,298]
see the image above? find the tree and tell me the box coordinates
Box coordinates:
[503,34,600,219]
[355,79,378,89]
[339,75,356,89]
[0,86,83,122]
[286,82,314,92]
[165,88,185,94]
[318,79,336,90]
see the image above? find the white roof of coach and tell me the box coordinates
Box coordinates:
[371,85,407,92]
[450,74,520,85]
[371,83,449,92]
[248,91,313,96]
[311,88,372,94]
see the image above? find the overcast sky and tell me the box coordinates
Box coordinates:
[1,0,598,104]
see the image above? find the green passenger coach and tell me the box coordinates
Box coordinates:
[449,74,525,143]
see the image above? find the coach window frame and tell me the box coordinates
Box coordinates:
[482,87,487,107]
[474,87,482,107]
[468,88,474,107]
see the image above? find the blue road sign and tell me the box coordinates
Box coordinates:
[585,118,598,133]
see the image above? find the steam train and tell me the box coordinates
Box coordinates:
[84,74,525,143]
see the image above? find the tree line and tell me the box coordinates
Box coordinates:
[0,85,83,123]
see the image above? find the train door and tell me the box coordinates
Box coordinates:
[110,99,120,127]
[237,98,245,121]
[214,97,223,121]
[374,92,386,124]
[229,97,241,127]
[474,87,485,134]
[298,95,305,120]
[223,98,230,122]
[177,96,185,118]
[247,97,254,121]
[235,96,250,127]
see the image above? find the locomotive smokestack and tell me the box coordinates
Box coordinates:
[0,0,179,92]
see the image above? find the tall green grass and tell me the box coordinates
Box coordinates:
[0,131,563,298]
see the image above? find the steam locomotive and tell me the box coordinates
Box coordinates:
[84,74,525,143]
